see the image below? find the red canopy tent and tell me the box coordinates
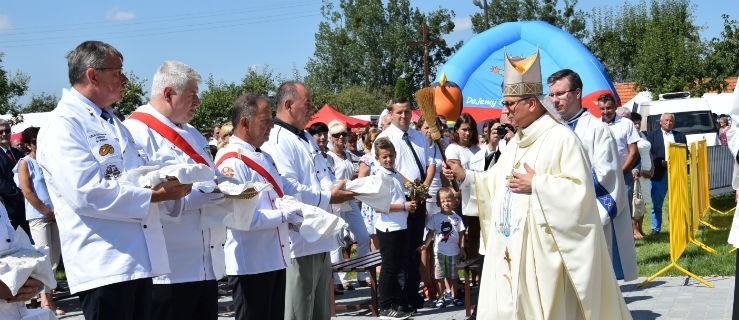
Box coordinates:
[305,104,370,129]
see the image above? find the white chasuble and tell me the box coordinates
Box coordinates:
[567,110,638,281]
[463,114,631,320]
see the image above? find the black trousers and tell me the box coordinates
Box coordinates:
[403,207,426,307]
[78,278,153,320]
[377,228,407,309]
[734,251,739,319]
[229,269,286,320]
[151,280,218,320]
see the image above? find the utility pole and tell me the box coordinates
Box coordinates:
[407,19,444,88]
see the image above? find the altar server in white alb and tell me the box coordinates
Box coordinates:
[445,49,631,319]
[37,41,192,320]
[123,60,226,320]
[261,81,356,320]
[214,93,305,320]
[547,69,638,282]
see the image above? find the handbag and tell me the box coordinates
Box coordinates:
[632,179,646,219]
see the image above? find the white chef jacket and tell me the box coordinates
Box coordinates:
[373,124,430,181]
[215,137,296,275]
[261,120,341,258]
[124,104,226,284]
[36,88,169,294]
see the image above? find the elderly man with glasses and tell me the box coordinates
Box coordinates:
[444,50,630,319]
[36,41,192,320]
[547,69,638,283]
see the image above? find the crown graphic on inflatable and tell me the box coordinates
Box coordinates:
[502,48,543,97]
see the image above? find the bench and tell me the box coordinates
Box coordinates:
[456,255,484,317]
[330,250,382,317]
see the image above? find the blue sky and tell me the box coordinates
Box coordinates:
[0,1,736,106]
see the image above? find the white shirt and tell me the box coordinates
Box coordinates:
[427,143,444,204]
[261,120,340,258]
[37,88,168,294]
[215,137,295,275]
[662,129,676,161]
[603,116,640,167]
[426,212,466,256]
[124,104,225,284]
[373,124,429,181]
[445,143,481,169]
[373,166,408,232]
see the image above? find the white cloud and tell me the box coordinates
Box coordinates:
[106,6,136,21]
[0,15,12,32]
[453,16,473,33]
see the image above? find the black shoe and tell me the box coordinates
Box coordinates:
[379,308,412,320]
[334,290,344,295]
[648,230,660,237]
[357,280,370,287]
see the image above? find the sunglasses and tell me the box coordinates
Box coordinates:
[0,129,10,135]
[332,132,348,138]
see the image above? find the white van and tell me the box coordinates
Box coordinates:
[633,92,719,146]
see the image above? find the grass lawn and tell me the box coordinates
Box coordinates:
[635,192,737,277]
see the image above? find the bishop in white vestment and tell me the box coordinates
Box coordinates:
[448,50,631,320]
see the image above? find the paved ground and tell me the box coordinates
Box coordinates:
[46,276,735,319]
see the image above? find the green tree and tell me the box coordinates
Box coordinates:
[241,65,278,96]
[629,0,703,96]
[0,54,29,115]
[394,77,410,99]
[469,0,587,40]
[23,92,58,113]
[192,75,243,131]
[700,14,739,94]
[306,0,460,105]
[587,1,648,82]
[111,71,148,117]
[329,85,390,116]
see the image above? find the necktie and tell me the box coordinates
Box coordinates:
[5,149,14,164]
[485,151,495,170]
[100,110,114,124]
[402,132,426,180]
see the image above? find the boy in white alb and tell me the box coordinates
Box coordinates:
[373,137,416,320]
[419,187,465,308]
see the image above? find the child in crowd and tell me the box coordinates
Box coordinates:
[373,137,416,320]
[419,187,466,308]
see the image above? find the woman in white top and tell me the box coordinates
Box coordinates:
[326,120,371,289]
[13,127,64,316]
[630,112,653,239]
[444,113,482,285]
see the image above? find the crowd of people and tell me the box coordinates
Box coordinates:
[0,38,724,320]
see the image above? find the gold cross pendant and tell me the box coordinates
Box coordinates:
[504,247,512,270]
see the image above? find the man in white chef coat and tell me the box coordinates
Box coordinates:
[214,93,304,320]
[124,60,226,320]
[36,41,192,320]
[261,81,355,320]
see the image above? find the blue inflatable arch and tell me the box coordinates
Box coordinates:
[437,21,618,120]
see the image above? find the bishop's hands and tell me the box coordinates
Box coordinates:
[442,161,465,183]
[508,163,535,194]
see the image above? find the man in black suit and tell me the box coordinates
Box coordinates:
[0,119,28,236]
[646,113,687,235]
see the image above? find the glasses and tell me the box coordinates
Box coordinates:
[332,132,348,138]
[501,96,533,108]
[548,89,577,98]
[92,66,125,78]
[0,129,10,135]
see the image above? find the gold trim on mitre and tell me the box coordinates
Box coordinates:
[502,48,543,97]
